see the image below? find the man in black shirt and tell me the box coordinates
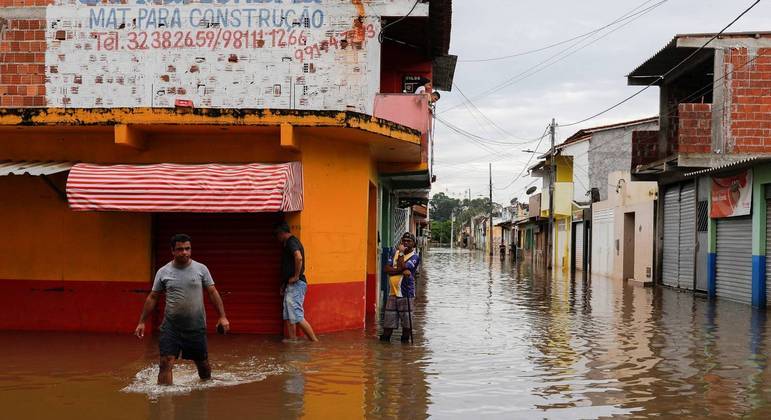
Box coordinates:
[275,221,318,342]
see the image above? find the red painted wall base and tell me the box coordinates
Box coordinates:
[0,279,366,334]
[305,281,365,333]
[0,279,148,333]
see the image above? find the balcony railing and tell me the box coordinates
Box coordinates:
[373,93,432,165]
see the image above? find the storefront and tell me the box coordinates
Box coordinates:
[0,109,421,333]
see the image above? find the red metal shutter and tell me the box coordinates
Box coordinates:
[153,213,283,334]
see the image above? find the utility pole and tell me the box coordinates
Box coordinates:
[489,162,493,257]
[450,209,454,250]
[548,118,556,270]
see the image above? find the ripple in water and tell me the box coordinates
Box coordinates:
[121,357,285,398]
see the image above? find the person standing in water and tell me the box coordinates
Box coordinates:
[275,222,318,342]
[134,233,230,385]
[381,232,420,343]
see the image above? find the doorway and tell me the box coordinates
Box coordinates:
[623,212,636,281]
[153,213,283,334]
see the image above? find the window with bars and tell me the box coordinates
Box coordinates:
[697,201,709,232]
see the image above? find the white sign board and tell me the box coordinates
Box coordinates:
[45,0,388,112]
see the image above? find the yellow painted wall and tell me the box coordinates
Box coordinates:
[288,135,373,285]
[556,156,573,183]
[0,176,150,282]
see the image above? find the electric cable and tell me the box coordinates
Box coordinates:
[559,0,761,128]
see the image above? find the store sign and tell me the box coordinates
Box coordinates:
[45,0,384,111]
[711,170,752,218]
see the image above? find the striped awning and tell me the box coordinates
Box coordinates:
[66,162,303,213]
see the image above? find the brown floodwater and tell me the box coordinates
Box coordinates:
[2,248,771,419]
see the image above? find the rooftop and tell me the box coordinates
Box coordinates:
[627,32,771,86]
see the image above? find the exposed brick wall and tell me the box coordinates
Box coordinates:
[727,47,771,154]
[678,103,712,154]
[631,130,660,167]
[0,3,48,107]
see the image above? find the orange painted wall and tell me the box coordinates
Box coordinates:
[0,131,297,284]
[292,136,373,286]
[0,176,150,282]
[0,126,378,332]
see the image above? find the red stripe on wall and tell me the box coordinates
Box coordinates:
[0,279,366,334]
[304,281,365,333]
[0,279,148,333]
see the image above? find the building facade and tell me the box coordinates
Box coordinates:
[0,0,454,332]
[629,32,771,306]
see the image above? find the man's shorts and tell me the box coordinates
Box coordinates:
[283,281,307,324]
[383,295,414,329]
[159,325,208,361]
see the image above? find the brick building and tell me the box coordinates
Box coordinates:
[629,32,771,306]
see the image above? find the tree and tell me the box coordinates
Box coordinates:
[429,192,461,222]
[430,220,452,244]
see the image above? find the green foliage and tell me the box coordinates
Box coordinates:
[429,193,505,244]
[429,192,461,222]
[430,220,452,244]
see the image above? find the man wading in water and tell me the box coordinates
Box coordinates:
[134,234,230,385]
[381,232,420,343]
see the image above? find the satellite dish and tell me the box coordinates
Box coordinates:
[526,186,537,195]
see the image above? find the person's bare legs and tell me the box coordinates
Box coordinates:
[297,319,318,342]
[158,355,176,385]
[284,320,297,339]
[194,358,211,381]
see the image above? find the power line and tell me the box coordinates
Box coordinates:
[377,0,421,43]
[459,0,664,63]
[453,83,550,144]
[559,0,761,128]
[441,0,667,114]
[494,125,551,191]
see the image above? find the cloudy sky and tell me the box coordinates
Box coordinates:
[432,0,770,204]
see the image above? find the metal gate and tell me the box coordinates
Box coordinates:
[662,183,695,289]
[574,222,584,271]
[662,186,680,287]
[591,208,614,276]
[392,207,410,247]
[716,216,753,304]
[153,213,284,334]
[766,195,771,304]
[678,183,696,289]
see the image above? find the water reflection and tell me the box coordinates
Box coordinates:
[3,248,771,419]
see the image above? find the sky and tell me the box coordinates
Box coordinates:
[432,0,771,205]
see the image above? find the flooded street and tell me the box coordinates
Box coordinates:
[3,248,771,419]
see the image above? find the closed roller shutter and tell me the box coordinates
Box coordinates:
[574,222,584,271]
[766,197,771,304]
[154,213,284,334]
[662,186,680,287]
[678,183,696,290]
[716,216,752,304]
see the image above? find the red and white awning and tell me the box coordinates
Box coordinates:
[66,162,303,213]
